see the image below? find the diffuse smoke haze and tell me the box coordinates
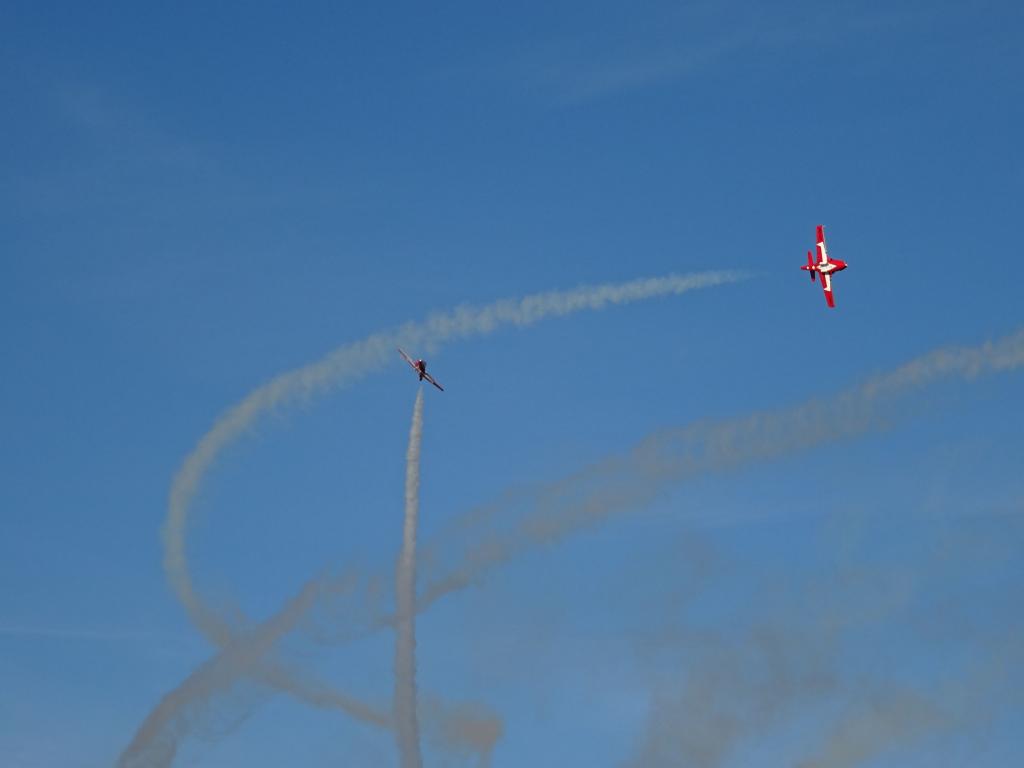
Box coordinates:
[619,514,1022,768]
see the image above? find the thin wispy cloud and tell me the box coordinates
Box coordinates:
[534,27,755,104]
[517,3,926,104]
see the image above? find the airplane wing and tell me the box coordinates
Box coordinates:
[816,225,829,265]
[397,348,418,371]
[820,271,835,308]
[422,372,444,391]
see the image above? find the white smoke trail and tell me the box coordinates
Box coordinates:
[163,272,746,654]
[395,390,424,768]
[143,270,743,762]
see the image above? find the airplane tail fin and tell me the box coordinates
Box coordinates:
[807,251,816,281]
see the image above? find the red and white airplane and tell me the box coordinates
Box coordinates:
[397,348,444,391]
[800,225,848,308]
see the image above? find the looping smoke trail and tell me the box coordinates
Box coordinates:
[164,270,746,647]
[131,271,744,763]
[395,390,425,767]
[163,273,746,674]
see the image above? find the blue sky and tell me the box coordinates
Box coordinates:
[2,1,1023,766]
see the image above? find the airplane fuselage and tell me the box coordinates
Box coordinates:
[807,260,847,275]
[814,236,847,273]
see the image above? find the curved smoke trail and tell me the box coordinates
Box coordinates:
[395,390,424,768]
[132,271,745,762]
[164,271,746,648]
[413,328,1024,608]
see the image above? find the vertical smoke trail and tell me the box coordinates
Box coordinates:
[395,390,425,768]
